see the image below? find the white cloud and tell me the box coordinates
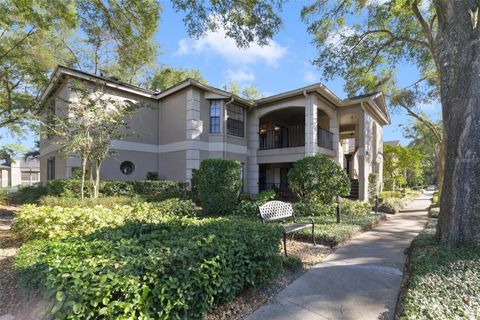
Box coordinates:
[175,27,288,66]
[303,70,320,83]
[225,68,255,83]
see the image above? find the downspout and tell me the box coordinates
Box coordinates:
[223,97,235,159]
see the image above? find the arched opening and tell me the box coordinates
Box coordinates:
[259,107,305,150]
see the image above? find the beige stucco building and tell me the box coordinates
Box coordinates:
[39,66,390,201]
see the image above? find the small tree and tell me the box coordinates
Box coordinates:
[287,155,350,203]
[48,81,135,199]
[196,159,241,215]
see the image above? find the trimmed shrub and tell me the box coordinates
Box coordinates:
[146,171,159,180]
[340,198,372,215]
[12,199,197,241]
[15,218,283,319]
[45,179,189,201]
[234,190,277,217]
[292,201,335,217]
[9,186,47,204]
[287,155,350,203]
[197,159,242,215]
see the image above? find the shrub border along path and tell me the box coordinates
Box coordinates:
[247,191,432,320]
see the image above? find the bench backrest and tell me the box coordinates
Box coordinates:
[259,200,294,222]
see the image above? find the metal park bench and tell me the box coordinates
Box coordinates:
[259,200,316,257]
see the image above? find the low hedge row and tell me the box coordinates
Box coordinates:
[401,220,480,319]
[15,217,283,319]
[12,198,197,241]
[45,179,189,201]
[38,195,135,208]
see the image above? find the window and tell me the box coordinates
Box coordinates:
[47,158,55,180]
[210,101,221,133]
[21,172,31,181]
[31,172,39,181]
[227,104,244,137]
[120,161,135,175]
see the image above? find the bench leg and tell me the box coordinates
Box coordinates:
[283,233,288,257]
[312,224,316,246]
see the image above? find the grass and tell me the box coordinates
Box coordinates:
[297,212,385,246]
[400,219,480,319]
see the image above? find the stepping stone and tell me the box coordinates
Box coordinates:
[0,314,15,320]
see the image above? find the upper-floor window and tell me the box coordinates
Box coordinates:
[227,104,244,137]
[210,101,221,133]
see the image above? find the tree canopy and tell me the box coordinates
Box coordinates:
[150,66,206,91]
[0,0,161,134]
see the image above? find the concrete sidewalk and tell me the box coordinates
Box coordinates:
[247,191,432,320]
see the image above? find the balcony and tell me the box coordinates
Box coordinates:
[259,125,305,150]
[259,125,334,151]
[317,127,334,150]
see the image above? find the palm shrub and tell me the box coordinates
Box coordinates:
[287,155,350,203]
[196,159,242,215]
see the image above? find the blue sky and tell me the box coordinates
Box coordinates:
[1,1,442,151]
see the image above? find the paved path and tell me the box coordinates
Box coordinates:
[247,191,432,320]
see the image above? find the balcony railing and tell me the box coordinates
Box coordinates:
[318,127,334,150]
[259,125,334,151]
[259,125,305,150]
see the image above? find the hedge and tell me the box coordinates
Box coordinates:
[12,198,197,241]
[15,218,283,319]
[45,179,189,201]
[196,159,242,215]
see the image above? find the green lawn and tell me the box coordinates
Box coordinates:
[401,219,480,319]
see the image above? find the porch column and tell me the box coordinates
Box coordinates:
[247,109,259,194]
[185,88,202,182]
[305,94,318,156]
[329,114,341,165]
[358,108,368,201]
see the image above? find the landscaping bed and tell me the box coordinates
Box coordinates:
[398,219,480,319]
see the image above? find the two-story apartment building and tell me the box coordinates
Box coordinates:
[39,66,390,201]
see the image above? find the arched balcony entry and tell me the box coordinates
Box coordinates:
[258,107,334,151]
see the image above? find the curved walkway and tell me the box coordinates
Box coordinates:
[247,191,432,320]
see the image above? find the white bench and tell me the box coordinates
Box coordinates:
[259,200,316,257]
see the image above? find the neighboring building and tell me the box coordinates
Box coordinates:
[39,66,391,201]
[384,140,401,146]
[0,157,41,187]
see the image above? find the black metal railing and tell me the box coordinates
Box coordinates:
[259,125,305,150]
[317,127,334,150]
[259,182,296,201]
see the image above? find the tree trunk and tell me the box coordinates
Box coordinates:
[435,1,480,246]
[93,159,102,199]
[80,153,87,201]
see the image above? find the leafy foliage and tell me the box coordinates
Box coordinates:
[234,190,277,217]
[150,66,206,90]
[171,0,285,48]
[196,159,242,215]
[38,195,135,208]
[383,145,425,190]
[401,220,480,319]
[12,199,196,242]
[15,218,283,319]
[8,186,47,205]
[0,0,161,134]
[287,155,350,203]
